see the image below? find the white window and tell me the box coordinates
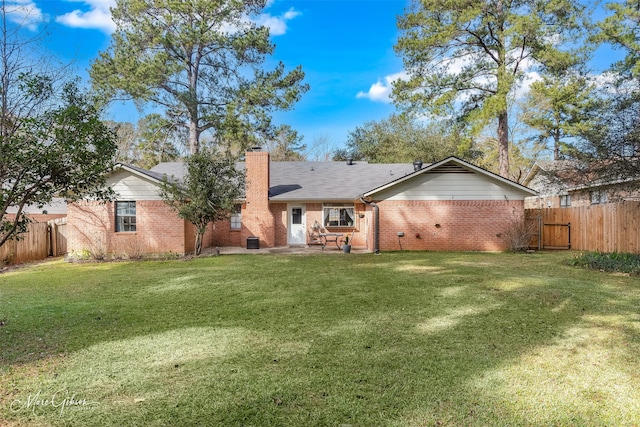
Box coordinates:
[230,205,241,230]
[323,204,355,228]
[560,195,571,207]
[115,201,136,232]
[590,190,608,205]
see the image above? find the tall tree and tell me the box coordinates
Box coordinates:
[264,124,306,161]
[522,72,597,160]
[107,121,137,165]
[108,115,183,169]
[160,149,244,255]
[572,91,640,190]
[91,0,309,155]
[334,114,474,164]
[569,0,640,188]
[393,0,587,177]
[136,114,182,169]
[596,0,640,80]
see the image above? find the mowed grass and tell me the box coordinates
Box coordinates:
[1,251,639,426]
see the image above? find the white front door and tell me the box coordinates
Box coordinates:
[288,205,306,245]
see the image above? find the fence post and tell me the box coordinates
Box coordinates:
[51,222,58,256]
[538,215,542,251]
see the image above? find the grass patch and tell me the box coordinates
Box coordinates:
[568,251,640,275]
[1,252,639,426]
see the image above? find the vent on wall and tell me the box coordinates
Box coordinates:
[427,164,473,174]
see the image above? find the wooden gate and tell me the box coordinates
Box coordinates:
[542,222,571,250]
[48,217,67,256]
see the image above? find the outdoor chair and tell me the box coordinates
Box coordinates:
[307,229,325,249]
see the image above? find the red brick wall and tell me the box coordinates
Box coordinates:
[208,219,241,247]
[374,200,525,252]
[67,200,189,257]
[272,203,288,247]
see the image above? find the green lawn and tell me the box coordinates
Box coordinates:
[1,252,639,426]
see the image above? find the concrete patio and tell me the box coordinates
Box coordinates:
[204,245,371,255]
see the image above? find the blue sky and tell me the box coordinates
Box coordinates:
[7,0,621,157]
[9,0,409,155]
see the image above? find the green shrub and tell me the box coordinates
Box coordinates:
[567,251,640,275]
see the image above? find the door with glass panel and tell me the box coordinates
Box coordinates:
[288,205,306,245]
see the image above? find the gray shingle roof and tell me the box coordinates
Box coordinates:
[268,161,415,201]
[149,160,417,201]
[120,163,173,183]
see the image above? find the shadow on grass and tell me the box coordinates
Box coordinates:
[1,252,640,425]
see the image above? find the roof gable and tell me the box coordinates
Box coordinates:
[116,163,168,184]
[363,157,536,200]
[107,166,167,201]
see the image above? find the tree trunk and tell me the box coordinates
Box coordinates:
[496,21,509,179]
[195,230,203,256]
[498,110,509,178]
[189,118,199,155]
[195,223,207,256]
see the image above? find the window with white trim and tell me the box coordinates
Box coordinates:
[115,201,136,232]
[560,195,571,207]
[323,204,355,227]
[230,205,241,230]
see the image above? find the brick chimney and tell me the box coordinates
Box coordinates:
[242,148,275,247]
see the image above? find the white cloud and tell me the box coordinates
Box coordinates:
[5,0,46,31]
[356,71,408,103]
[54,1,298,37]
[55,0,116,34]
[589,71,619,93]
[253,7,300,36]
[515,70,542,98]
[358,54,543,104]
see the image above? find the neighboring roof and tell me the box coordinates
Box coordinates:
[363,156,537,198]
[523,160,640,194]
[5,197,67,215]
[521,160,582,188]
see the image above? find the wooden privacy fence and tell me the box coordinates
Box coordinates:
[0,218,67,266]
[526,201,640,253]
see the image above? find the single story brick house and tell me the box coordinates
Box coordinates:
[67,149,536,257]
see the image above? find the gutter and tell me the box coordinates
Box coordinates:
[360,197,380,255]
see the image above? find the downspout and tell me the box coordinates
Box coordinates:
[360,197,379,254]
